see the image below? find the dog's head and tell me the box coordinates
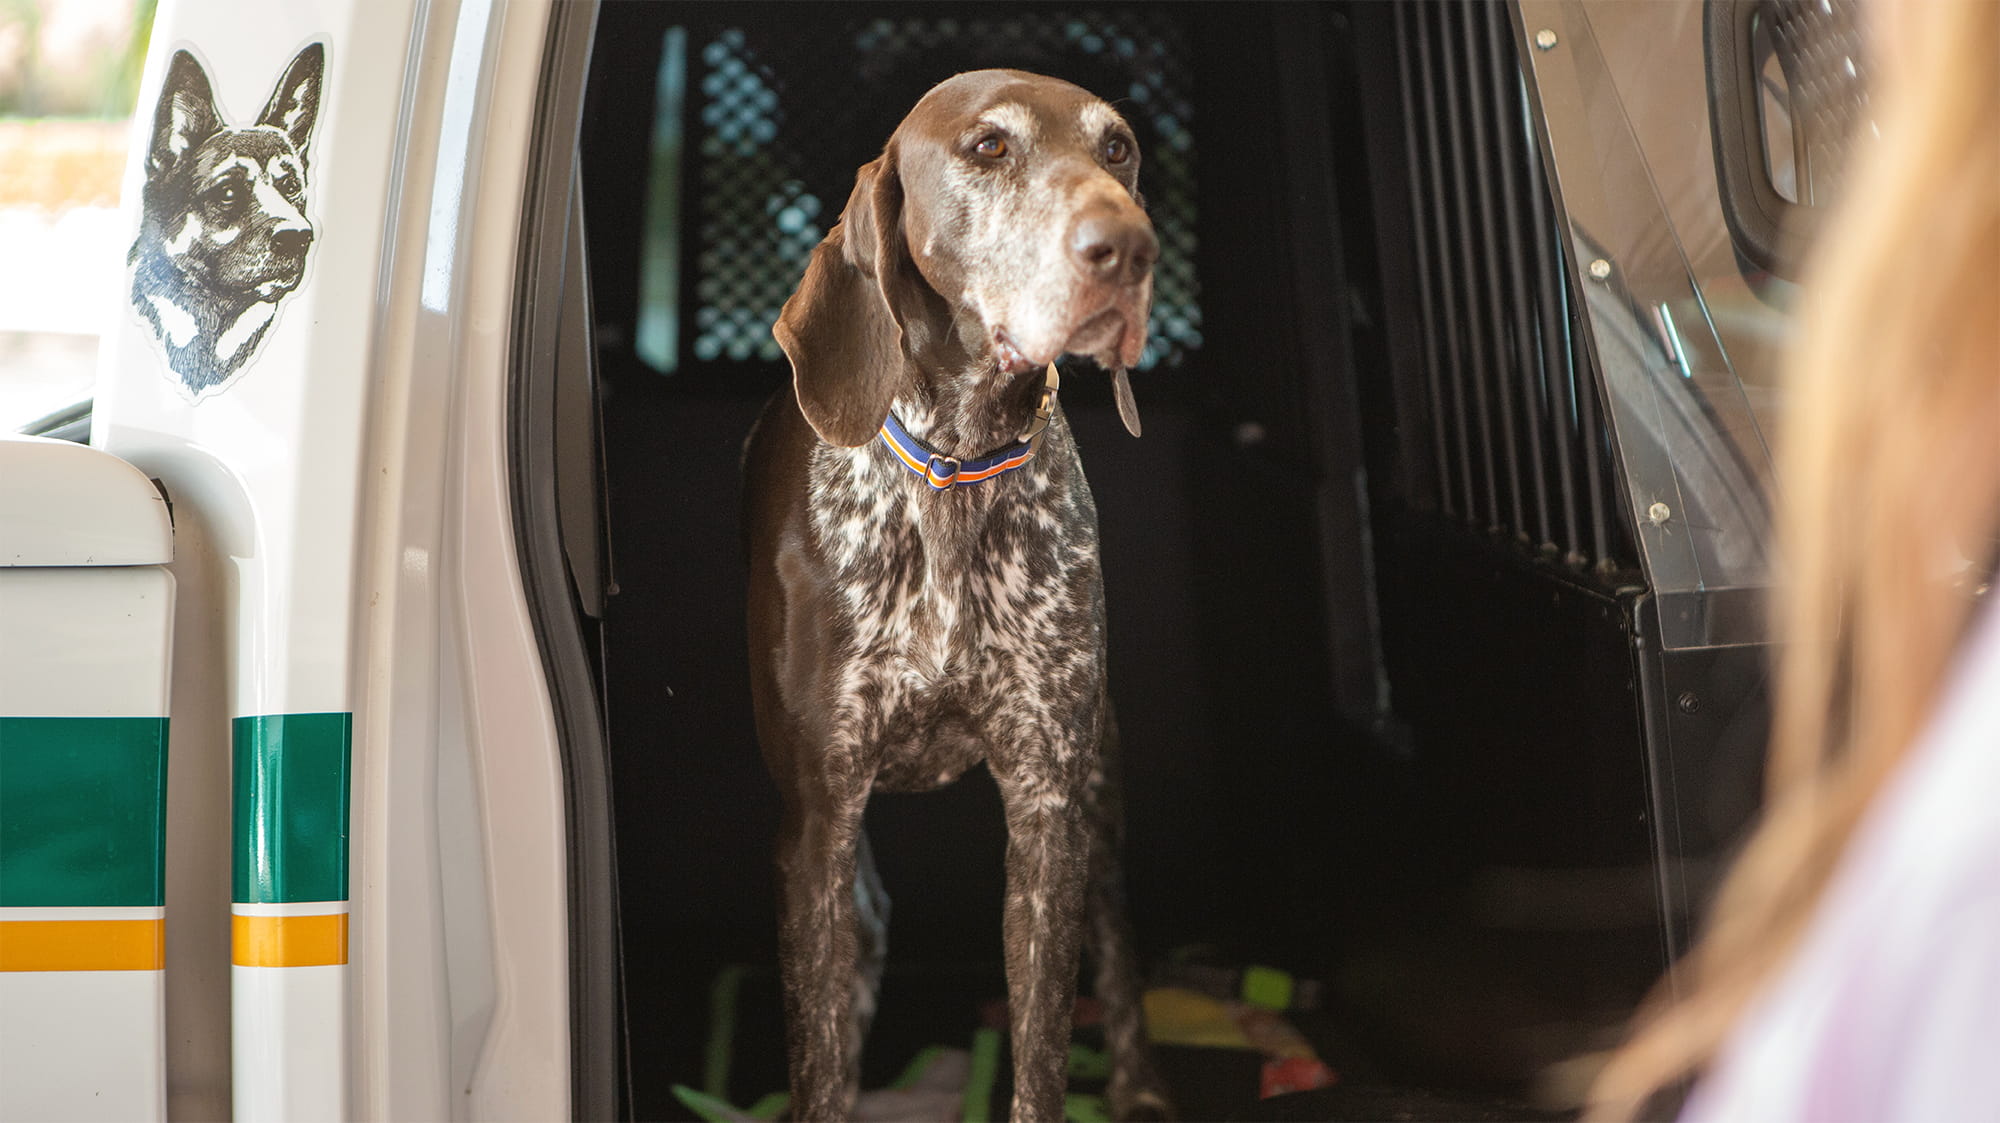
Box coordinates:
[136,45,323,310]
[777,69,1156,446]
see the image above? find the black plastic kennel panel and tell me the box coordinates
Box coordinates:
[570,1,1859,1117]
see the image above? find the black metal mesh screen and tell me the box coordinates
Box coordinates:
[689,11,1200,369]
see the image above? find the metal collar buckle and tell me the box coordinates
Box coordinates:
[924,454,963,489]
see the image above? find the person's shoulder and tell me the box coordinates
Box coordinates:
[1683,601,2000,1122]
[1869,598,2000,874]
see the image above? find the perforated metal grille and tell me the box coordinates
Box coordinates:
[1763,0,1869,205]
[691,12,1201,369]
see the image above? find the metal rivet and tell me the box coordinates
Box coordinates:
[1588,258,1613,281]
[1647,501,1672,525]
[1677,691,1701,715]
[1535,28,1558,50]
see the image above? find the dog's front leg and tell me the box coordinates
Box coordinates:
[992,756,1092,1123]
[1085,710,1173,1120]
[774,779,871,1120]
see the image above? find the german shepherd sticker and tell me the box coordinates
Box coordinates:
[130,43,324,399]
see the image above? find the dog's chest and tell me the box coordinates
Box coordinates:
[807,439,1102,762]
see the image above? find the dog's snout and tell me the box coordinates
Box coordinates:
[272,226,313,256]
[1069,209,1157,286]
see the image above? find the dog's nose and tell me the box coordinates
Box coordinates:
[273,227,313,256]
[1069,210,1157,286]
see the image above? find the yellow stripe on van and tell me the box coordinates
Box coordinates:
[0,918,164,971]
[232,912,348,967]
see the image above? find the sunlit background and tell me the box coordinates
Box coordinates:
[0,0,153,430]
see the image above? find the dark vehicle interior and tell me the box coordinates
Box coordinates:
[561,1,1842,1118]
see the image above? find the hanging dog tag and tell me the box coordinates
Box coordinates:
[1112,369,1142,438]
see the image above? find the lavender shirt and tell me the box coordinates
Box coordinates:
[1683,601,2000,1122]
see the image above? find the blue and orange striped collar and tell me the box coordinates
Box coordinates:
[879,412,1035,489]
[877,363,1060,490]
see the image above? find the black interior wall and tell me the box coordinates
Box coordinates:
[580,5,1391,1116]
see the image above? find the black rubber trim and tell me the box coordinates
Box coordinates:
[506,3,625,1120]
[1704,0,1799,277]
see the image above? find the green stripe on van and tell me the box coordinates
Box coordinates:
[0,717,169,907]
[232,713,351,904]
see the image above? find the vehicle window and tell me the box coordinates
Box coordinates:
[0,0,155,432]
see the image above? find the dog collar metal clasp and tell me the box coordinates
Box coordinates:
[924,453,963,488]
[877,364,1059,490]
[879,414,1034,490]
[1016,363,1061,443]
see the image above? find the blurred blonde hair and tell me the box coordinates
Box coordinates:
[1586,0,2000,1116]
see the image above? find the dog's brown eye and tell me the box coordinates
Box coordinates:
[1103,136,1132,165]
[974,135,1007,159]
[214,185,243,211]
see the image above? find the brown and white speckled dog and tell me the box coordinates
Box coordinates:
[744,70,1170,1122]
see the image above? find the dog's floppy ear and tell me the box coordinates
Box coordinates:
[774,148,915,447]
[147,51,221,180]
[258,43,325,166]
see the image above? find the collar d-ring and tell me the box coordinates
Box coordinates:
[876,363,1061,490]
[1016,362,1061,443]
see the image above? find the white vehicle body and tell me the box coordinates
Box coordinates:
[3,1,604,1118]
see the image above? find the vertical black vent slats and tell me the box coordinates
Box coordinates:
[1525,102,1585,565]
[1412,4,1475,524]
[1487,2,1553,551]
[1393,3,1455,523]
[1464,2,1528,541]
[1437,3,1504,532]
[1391,0,1630,575]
